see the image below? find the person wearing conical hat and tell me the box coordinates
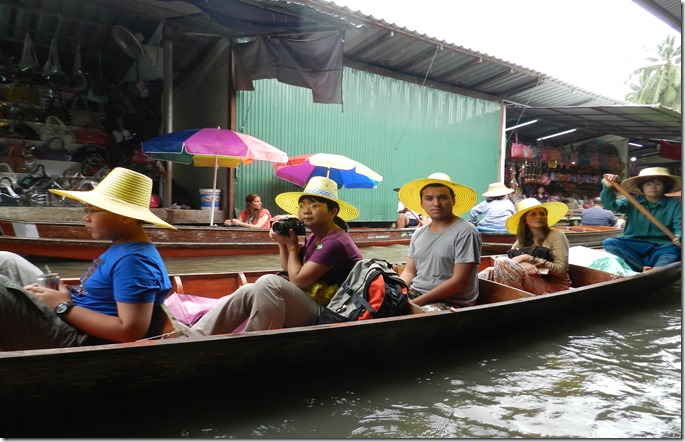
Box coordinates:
[601,168,681,272]
[469,182,516,232]
[397,172,481,311]
[478,198,572,295]
[0,167,175,350]
[191,176,363,334]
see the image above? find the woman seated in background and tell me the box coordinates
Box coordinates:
[224,193,272,229]
[478,198,571,295]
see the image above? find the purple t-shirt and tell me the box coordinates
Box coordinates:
[302,229,363,285]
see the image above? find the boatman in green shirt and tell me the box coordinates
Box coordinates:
[601,167,681,272]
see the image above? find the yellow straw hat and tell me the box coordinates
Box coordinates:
[620,167,681,195]
[49,167,176,230]
[275,176,359,221]
[482,182,514,198]
[398,172,477,217]
[505,198,568,234]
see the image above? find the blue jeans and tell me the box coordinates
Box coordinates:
[603,237,681,272]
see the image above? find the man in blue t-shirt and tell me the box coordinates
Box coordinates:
[581,197,619,227]
[0,168,174,350]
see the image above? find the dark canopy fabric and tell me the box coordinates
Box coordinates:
[191,0,344,104]
[190,0,327,36]
[233,30,344,104]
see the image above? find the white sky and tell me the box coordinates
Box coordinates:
[331,0,680,101]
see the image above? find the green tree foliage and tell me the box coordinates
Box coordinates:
[625,35,681,112]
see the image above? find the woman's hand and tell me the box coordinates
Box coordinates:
[24,282,71,309]
[269,228,298,248]
[223,219,233,226]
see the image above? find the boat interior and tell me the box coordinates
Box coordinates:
[61,256,621,339]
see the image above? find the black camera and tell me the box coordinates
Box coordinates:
[272,218,306,236]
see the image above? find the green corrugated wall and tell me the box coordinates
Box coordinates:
[234,67,502,223]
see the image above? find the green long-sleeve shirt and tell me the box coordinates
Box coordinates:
[600,184,681,246]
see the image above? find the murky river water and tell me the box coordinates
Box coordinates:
[26,245,682,438]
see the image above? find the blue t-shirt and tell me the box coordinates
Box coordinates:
[70,242,172,316]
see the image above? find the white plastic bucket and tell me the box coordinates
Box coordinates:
[199,188,221,210]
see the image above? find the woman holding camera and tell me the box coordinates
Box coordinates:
[191,176,362,334]
[478,198,571,295]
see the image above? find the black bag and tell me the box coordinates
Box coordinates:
[507,246,552,261]
[314,258,409,324]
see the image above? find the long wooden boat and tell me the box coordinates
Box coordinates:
[481,225,623,254]
[0,218,416,260]
[0,214,621,260]
[0,257,680,420]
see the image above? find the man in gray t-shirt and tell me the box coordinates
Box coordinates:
[397,173,482,309]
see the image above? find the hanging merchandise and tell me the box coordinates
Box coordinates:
[510,133,533,159]
[65,43,88,94]
[17,33,42,85]
[69,95,93,127]
[0,35,15,84]
[86,51,109,104]
[42,38,67,88]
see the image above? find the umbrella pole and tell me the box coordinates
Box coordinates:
[210,155,219,226]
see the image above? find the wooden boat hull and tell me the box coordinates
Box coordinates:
[0,215,621,260]
[0,259,680,418]
[481,225,623,254]
[0,218,416,260]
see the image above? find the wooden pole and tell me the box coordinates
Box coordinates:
[606,180,677,241]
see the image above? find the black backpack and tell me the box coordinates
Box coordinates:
[314,258,409,324]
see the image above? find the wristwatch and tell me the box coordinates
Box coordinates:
[54,301,75,317]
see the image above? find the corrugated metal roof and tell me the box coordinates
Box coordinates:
[305,0,626,108]
[0,0,629,107]
[0,0,678,157]
[632,0,682,32]
[504,104,682,145]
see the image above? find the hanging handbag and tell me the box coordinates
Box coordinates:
[65,43,88,94]
[75,127,108,145]
[0,35,15,84]
[510,133,530,159]
[39,116,76,144]
[85,51,109,104]
[42,37,67,88]
[69,95,94,127]
[16,33,42,85]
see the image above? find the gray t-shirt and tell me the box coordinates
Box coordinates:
[408,218,481,305]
